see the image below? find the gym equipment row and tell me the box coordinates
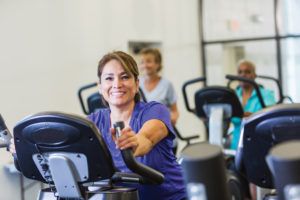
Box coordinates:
[0,74,295,199]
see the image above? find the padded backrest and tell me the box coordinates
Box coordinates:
[87,92,107,113]
[13,112,115,183]
[236,103,300,188]
[194,86,244,118]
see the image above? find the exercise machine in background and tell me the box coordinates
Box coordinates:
[182,75,265,148]
[181,74,288,148]
[182,103,300,200]
[180,75,274,200]
[235,103,300,199]
[256,75,293,104]
[266,140,300,200]
[181,142,231,200]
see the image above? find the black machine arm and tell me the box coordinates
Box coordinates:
[257,75,284,104]
[77,82,98,115]
[0,114,12,150]
[113,121,164,185]
[182,77,206,113]
[226,74,266,108]
[257,75,293,104]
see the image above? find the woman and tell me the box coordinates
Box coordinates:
[139,48,179,126]
[87,51,186,200]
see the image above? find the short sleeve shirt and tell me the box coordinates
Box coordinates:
[139,77,177,108]
[88,101,186,200]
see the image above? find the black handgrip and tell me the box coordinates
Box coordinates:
[114,121,125,139]
[257,75,294,104]
[257,75,284,103]
[182,77,206,113]
[173,126,199,145]
[226,75,266,108]
[113,121,164,185]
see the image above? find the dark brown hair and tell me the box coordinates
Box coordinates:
[97,51,140,106]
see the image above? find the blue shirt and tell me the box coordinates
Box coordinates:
[230,87,276,150]
[88,101,186,200]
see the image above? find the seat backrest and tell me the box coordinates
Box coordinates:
[235,103,300,188]
[87,92,107,113]
[194,86,244,119]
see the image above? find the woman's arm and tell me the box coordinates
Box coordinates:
[112,119,168,157]
[170,102,179,126]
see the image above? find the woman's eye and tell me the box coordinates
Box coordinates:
[121,75,130,80]
[105,77,113,81]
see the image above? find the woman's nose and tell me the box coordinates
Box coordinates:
[113,78,122,87]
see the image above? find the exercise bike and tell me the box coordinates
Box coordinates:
[181,103,300,200]
[1,112,164,200]
[235,103,300,200]
[266,140,300,200]
[181,74,269,199]
[182,75,267,148]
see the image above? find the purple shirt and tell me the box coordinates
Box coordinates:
[88,101,186,200]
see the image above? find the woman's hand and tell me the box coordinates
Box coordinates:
[9,138,16,154]
[110,126,139,154]
[244,111,252,117]
[170,114,177,126]
[110,119,168,157]
[170,103,179,126]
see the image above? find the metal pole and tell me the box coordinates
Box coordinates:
[199,0,207,86]
[274,0,283,86]
[20,174,24,200]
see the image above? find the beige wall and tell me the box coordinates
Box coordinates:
[0,0,202,199]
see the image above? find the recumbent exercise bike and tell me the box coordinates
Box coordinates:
[1,112,164,200]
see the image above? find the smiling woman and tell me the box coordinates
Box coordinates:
[98,59,139,109]
[88,51,187,200]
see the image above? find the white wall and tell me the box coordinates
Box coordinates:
[0,0,202,199]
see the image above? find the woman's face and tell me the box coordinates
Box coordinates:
[99,59,139,108]
[140,53,160,76]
